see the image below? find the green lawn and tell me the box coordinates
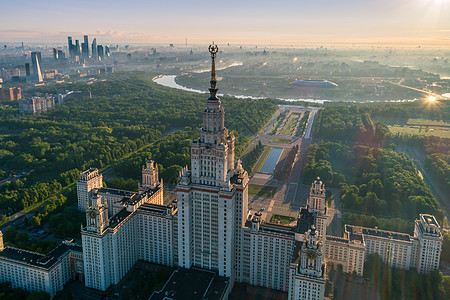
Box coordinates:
[270,214,296,224]
[280,113,301,136]
[389,124,449,138]
[248,184,277,198]
[272,138,292,144]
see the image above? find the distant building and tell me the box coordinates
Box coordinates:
[97,45,104,60]
[0,87,21,102]
[82,35,89,58]
[91,38,97,60]
[53,48,58,61]
[31,51,43,82]
[57,90,91,104]
[105,45,110,57]
[57,49,65,59]
[25,63,30,76]
[68,36,74,57]
[75,40,81,57]
[19,94,55,115]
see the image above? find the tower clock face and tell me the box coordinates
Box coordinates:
[306,249,317,260]
[89,210,96,219]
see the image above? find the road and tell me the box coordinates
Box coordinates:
[248,105,322,220]
[397,146,450,222]
[390,82,450,100]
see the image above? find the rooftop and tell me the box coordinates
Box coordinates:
[150,268,229,300]
[98,187,135,198]
[109,208,132,228]
[420,214,440,228]
[0,244,75,270]
[121,186,161,206]
[296,207,316,234]
[138,201,176,215]
[345,225,411,242]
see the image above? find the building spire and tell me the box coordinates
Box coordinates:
[208,42,219,100]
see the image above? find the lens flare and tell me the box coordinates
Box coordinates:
[428,96,437,102]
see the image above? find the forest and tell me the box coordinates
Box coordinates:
[0,72,277,216]
[303,142,443,231]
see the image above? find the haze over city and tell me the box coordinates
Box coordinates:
[1,0,450,46]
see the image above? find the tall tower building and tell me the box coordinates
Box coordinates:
[75,40,81,57]
[141,159,161,189]
[68,36,74,57]
[53,48,58,61]
[30,52,43,82]
[177,43,248,280]
[92,38,97,60]
[414,214,442,274]
[82,35,89,58]
[24,63,30,77]
[307,177,328,240]
[77,168,103,211]
[97,45,104,60]
[289,226,326,300]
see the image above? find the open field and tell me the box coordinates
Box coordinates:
[389,118,450,138]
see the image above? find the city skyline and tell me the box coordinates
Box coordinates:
[0,0,450,47]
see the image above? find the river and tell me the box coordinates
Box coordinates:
[153,64,449,103]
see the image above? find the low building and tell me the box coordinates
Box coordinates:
[0,87,21,102]
[0,243,82,298]
[19,94,55,115]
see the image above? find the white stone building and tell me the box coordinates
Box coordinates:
[77,168,103,211]
[0,243,82,298]
[81,163,171,291]
[176,45,248,282]
[289,227,326,300]
[414,214,443,274]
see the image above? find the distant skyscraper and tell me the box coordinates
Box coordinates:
[105,46,110,57]
[53,48,58,61]
[97,45,104,60]
[57,50,65,59]
[31,51,43,82]
[75,40,81,57]
[24,63,30,77]
[82,35,89,58]
[92,38,97,60]
[68,36,74,57]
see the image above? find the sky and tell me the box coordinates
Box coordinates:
[0,0,450,47]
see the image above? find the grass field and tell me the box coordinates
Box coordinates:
[389,118,449,138]
[248,184,277,198]
[280,113,301,136]
[270,214,296,225]
[272,138,292,144]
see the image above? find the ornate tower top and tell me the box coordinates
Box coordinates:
[208,42,219,101]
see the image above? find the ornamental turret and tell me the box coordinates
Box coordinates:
[86,189,109,234]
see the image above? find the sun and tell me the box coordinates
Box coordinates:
[428,96,437,102]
